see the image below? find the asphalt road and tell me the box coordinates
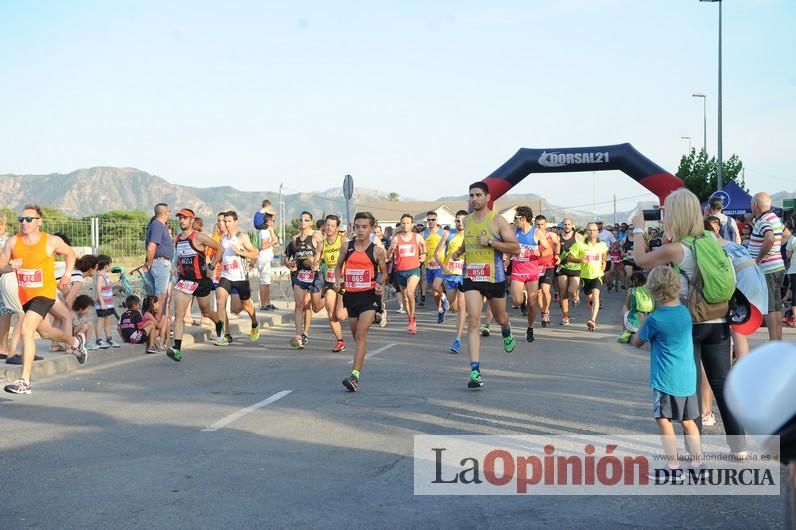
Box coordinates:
[0,288,789,529]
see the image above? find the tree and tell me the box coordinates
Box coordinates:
[675,149,746,202]
[388,192,400,202]
[284,218,300,241]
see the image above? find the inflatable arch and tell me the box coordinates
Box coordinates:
[481,143,684,207]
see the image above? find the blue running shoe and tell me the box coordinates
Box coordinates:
[449,337,461,354]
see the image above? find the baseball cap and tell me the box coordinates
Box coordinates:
[177,208,195,218]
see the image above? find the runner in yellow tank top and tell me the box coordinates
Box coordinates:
[449,182,520,390]
[434,210,468,354]
[320,214,348,353]
[566,222,608,331]
[422,211,450,321]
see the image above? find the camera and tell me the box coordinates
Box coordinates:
[642,209,662,221]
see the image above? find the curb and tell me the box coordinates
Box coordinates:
[1,307,297,385]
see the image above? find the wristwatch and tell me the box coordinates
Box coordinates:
[487,238,494,247]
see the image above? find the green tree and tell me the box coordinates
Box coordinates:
[284,218,300,241]
[676,149,746,202]
[388,192,400,202]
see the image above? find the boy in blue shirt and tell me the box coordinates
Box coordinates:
[632,265,702,481]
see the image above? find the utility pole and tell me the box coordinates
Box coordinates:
[278,183,286,256]
[613,195,617,225]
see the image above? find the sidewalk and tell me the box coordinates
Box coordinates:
[1,300,301,385]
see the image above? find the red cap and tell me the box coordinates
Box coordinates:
[176,208,195,218]
[731,304,764,336]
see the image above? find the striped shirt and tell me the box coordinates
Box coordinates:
[748,210,785,274]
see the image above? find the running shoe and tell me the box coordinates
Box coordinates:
[146,346,160,354]
[97,339,109,350]
[333,339,346,353]
[520,299,528,316]
[107,338,121,348]
[290,336,305,350]
[561,317,571,326]
[213,335,230,346]
[342,374,359,392]
[398,307,405,314]
[379,311,387,328]
[250,324,260,342]
[442,296,450,312]
[541,312,551,328]
[419,294,426,306]
[408,317,417,335]
[617,331,632,344]
[480,324,490,337]
[526,327,534,343]
[224,333,234,343]
[72,332,88,364]
[553,293,560,303]
[258,305,268,311]
[467,370,483,389]
[503,334,516,353]
[84,342,100,351]
[374,312,382,325]
[702,411,716,427]
[301,333,310,346]
[437,308,445,324]
[166,346,182,361]
[449,337,461,354]
[4,379,31,395]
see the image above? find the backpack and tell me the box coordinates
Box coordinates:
[678,235,736,322]
[630,286,655,314]
[253,211,266,230]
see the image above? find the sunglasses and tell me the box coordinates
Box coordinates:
[18,216,41,223]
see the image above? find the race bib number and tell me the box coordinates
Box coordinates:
[447,259,464,275]
[175,279,199,295]
[537,264,546,276]
[466,263,491,282]
[222,257,240,273]
[17,268,43,288]
[325,269,336,283]
[427,258,440,270]
[584,252,602,262]
[514,244,533,262]
[398,244,416,258]
[297,270,315,283]
[344,268,372,290]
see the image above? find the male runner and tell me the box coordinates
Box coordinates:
[567,222,608,331]
[449,183,519,389]
[557,218,583,325]
[335,212,388,392]
[535,215,559,328]
[387,214,425,334]
[167,208,222,361]
[435,210,467,353]
[211,211,260,344]
[320,214,348,352]
[509,207,549,342]
[287,211,324,349]
[423,211,450,323]
[1,205,87,394]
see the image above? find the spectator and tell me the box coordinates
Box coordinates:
[706,195,741,244]
[142,295,170,353]
[741,223,752,248]
[256,214,278,311]
[192,217,204,232]
[119,295,152,345]
[144,203,173,310]
[72,295,98,349]
[94,255,119,349]
[595,219,616,246]
[749,192,786,341]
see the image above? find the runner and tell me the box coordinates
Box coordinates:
[509,207,549,343]
[535,215,559,328]
[334,212,388,392]
[320,214,348,352]
[607,240,624,292]
[449,182,519,389]
[567,222,608,331]
[211,211,260,345]
[286,211,324,349]
[387,214,426,334]
[423,211,450,323]
[1,205,87,394]
[557,218,583,325]
[434,210,468,353]
[166,208,222,361]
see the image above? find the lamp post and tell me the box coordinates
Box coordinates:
[700,0,722,190]
[680,136,693,152]
[691,93,707,155]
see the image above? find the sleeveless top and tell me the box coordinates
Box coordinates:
[538,232,557,268]
[511,226,539,276]
[221,232,246,281]
[95,272,114,309]
[463,211,505,283]
[175,231,206,282]
[560,232,581,272]
[343,241,377,293]
[393,232,421,272]
[322,234,343,283]
[443,231,465,277]
[423,228,444,269]
[13,232,57,305]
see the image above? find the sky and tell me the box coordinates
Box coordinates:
[1,0,794,214]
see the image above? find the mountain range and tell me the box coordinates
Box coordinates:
[0,167,792,226]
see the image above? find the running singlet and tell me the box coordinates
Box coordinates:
[423,227,444,270]
[609,249,622,264]
[322,234,343,283]
[573,240,608,280]
[293,234,318,283]
[511,226,539,276]
[463,212,505,283]
[175,232,207,282]
[343,241,377,292]
[443,231,465,276]
[538,232,557,268]
[221,232,247,281]
[13,233,56,305]
[393,233,421,272]
[95,272,114,309]
[559,233,581,272]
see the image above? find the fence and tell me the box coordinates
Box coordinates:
[43,219,271,263]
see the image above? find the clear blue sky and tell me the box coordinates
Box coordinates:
[1,0,793,213]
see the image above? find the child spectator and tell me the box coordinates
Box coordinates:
[631,265,702,481]
[94,255,119,349]
[142,295,171,354]
[119,295,152,346]
[72,295,98,350]
[617,271,654,343]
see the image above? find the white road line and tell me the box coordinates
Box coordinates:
[202,390,292,432]
[347,343,397,365]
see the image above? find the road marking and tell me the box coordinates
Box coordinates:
[202,390,292,432]
[347,343,397,364]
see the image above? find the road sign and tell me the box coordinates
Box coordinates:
[343,174,354,200]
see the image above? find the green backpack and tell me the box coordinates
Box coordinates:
[631,286,655,314]
[678,235,736,322]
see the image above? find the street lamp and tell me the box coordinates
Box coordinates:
[691,93,707,155]
[680,136,692,152]
[700,0,722,190]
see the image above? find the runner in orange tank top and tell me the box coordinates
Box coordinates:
[0,205,88,395]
